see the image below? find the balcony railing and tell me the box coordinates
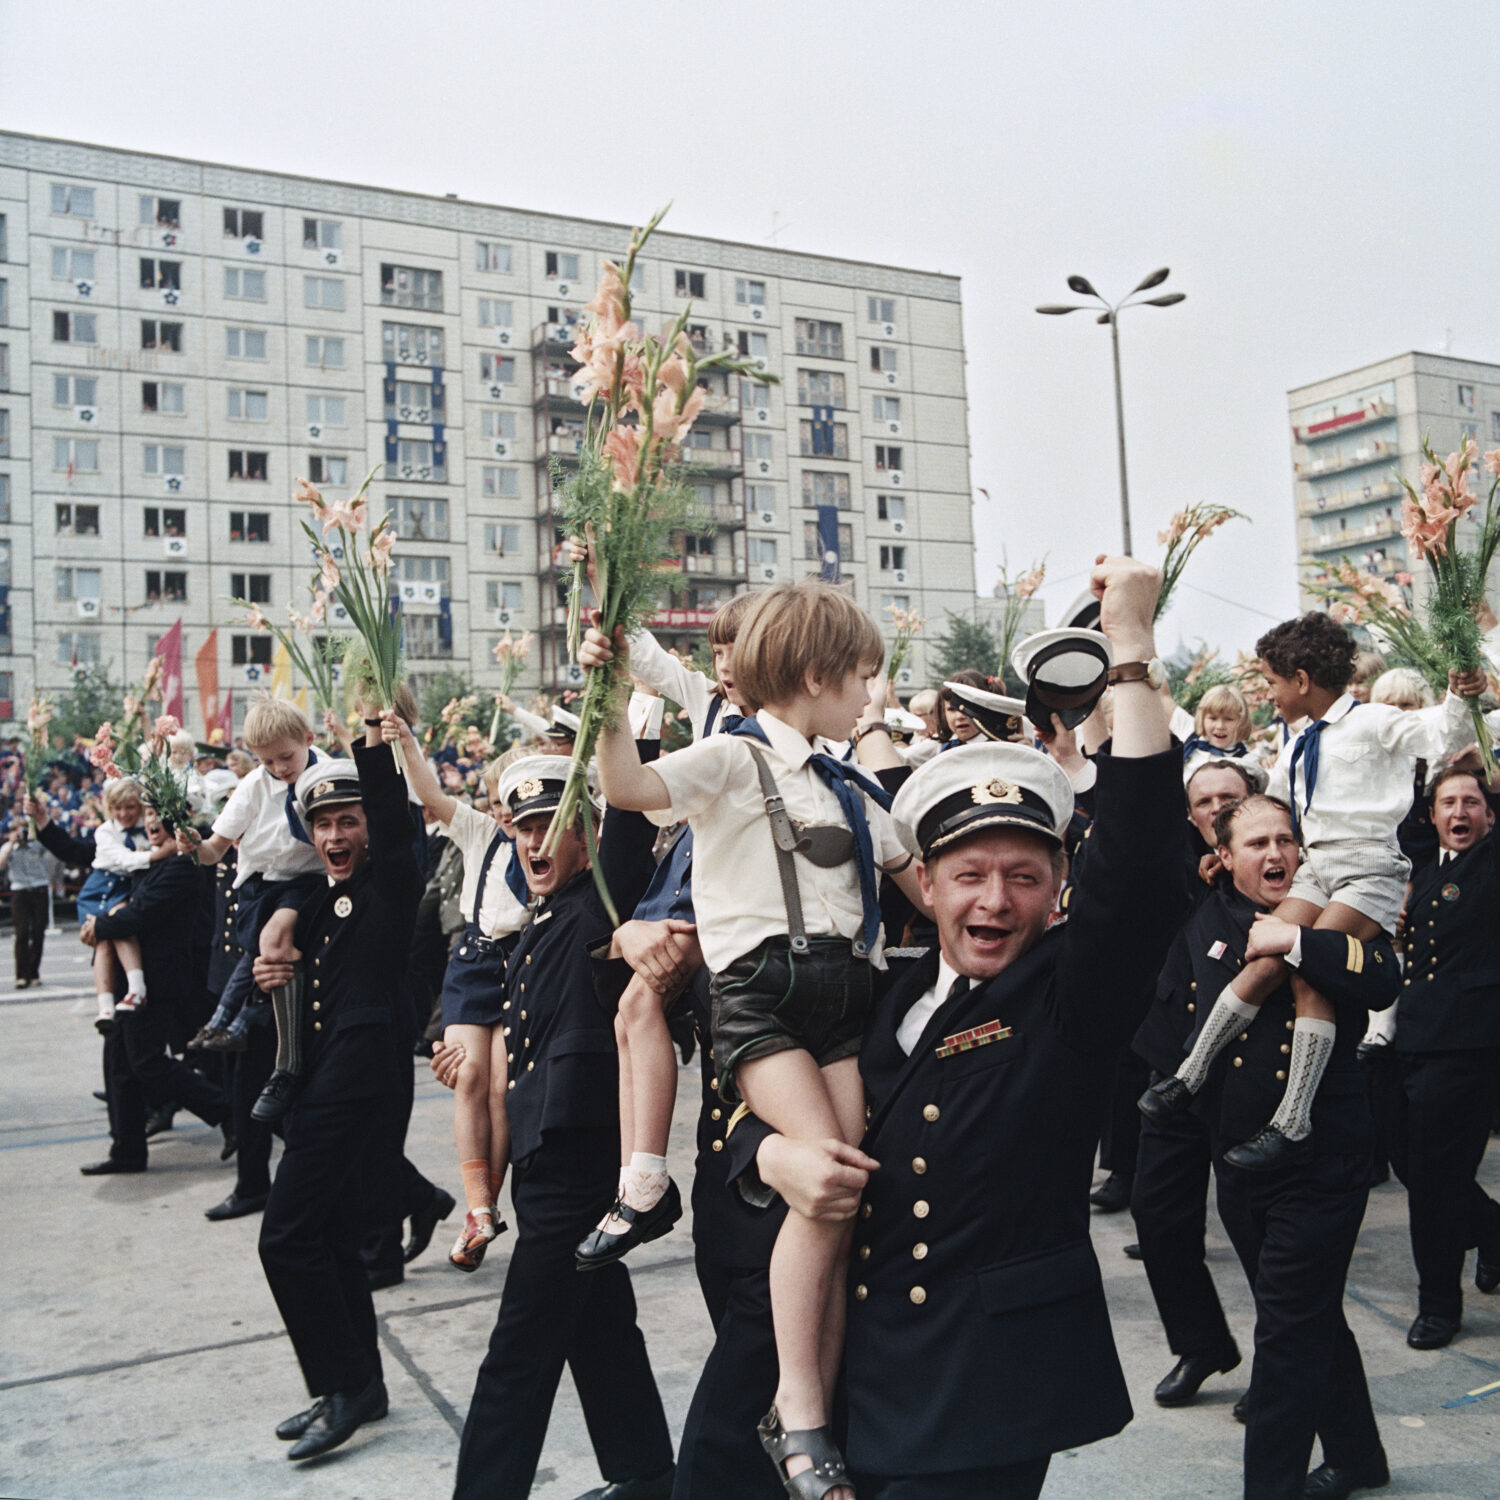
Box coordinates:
[1293,397,1395,444]
[1296,477,1404,518]
[679,553,745,578]
[531,319,581,354]
[684,498,745,529]
[1306,517,1405,552]
[1293,439,1399,478]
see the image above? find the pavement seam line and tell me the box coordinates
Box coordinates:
[0,1328,287,1391]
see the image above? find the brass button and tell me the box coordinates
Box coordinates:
[1404,978,1412,986]
[503,1001,511,1011]
[711,1077,719,1091]
[1232,1056,1243,1068]
[1280,1043,1290,1054]
[711,1108,722,1121]
[520,1010,527,1020]
[313,1021,322,1031]
[323,935,329,944]
[520,984,526,994]
[527,1061,534,1071]
[913,1200,930,1219]
[224,944,231,952]
[912,1242,928,1260]
[922,1104,939,1122]
[909,1286,926,1305]
[1285,1020,1294,1030]
[858,1245,870,1261]
[854,1284,868,1301]
[1428,920,1434,927]
[1239,1032,1250,1043]
[1190,981,1197,990]
[1428,974,1435,981]
[507,1053,514,1063]
[525,954,531,964]
[861,1203,872,1220]
[312,1001,320,1011]
[508,1079,515,1090]
[912,1157,927,1175]
[524,1037,531,1047]
[312,979,320,989]
[503,1026,511,1036]
[711,1139,723,1152]
[1186,1003,1195,1013]
[1275,1070,1287,1080]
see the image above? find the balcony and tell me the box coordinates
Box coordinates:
[534,370,588,411]
[685,449,743,479]
[536,427,587,465]
[1293,438,1399,479]
[678,553,745,579]
[1293,397,1395,444]
[1296,477,1404,518]
[1305,516,1406,553]
[684,497,746,529]
[696,387,742,425]
[531,319,581,355]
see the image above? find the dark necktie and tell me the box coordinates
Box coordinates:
[1287,708,1354,839]
[122,827,138,850]
[285,748,318,846]
[944,974,970,1006]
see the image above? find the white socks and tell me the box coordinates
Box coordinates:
[126,969,147,1001]
[96,993,115,1021]
[622,1152,669,1212]
[1269,1018,1337,1141]
[1176,989,1261,1093]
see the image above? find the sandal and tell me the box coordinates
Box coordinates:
[757,1404,852,1500]
[449,1207,507,1271]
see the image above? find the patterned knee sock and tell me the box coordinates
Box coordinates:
[460,1160,492,1215]
[268,976,304,1075]
[622,1152,669,1212]
[1269,1018,1336,1141]
[1176,989,1262,1093]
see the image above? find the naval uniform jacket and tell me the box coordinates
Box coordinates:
[290,742,423,1107]
[1395,834,1500,1052]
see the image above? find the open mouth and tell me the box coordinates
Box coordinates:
[326,846,353,876]
[528,855,553,881]
[1262,865,1288,890]
[1449,822,1471,842]
[965,924,1010,953]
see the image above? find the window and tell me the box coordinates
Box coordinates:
[872,394,901,422]
[480,409,517,440]
[735,278,766,306]
[484,522,521,556]
[801,471,851,509]
[397,440,444,481]
[139,257,181,290]
[145,570,188,602]
[395,555,451,595]
[478,297,512,328]
[741,379,773,410]
[380,264,442,311]
[0,215,5,260]
[141,380,184,413]
[745,432,774,462]
[481,466,520,498]
[51,184,96,218]
[684,429,713,450]
[226,326,267,360]
[143,444,186,475]
[226,388,268,421]
[879,545,907,572]
[751,538,777,567]
[51,246,95,281]
[1457,383,1476,411]
[867,296,896,324]
[747,484,776,517]
[304,275,344,310]
[545,251,580,280]
[53,374,98,407]
[305,394,346,428]
[58,631,102,666]
[383,322,443,364]
[53,310,98,343]
[1492,411,1500,443]
[53,437,99,472]
[229,510,270,542]
[796,369,847,408]
[0,474,8,523]
[795,319,844,360]
[228,450,268,480]
[880,593,911,616]
[0,283,6,326]
[0,346,8,392]
[876,494,906,522]
[138,196,181,228]
[480,352,515,384]
[143,507,186,537]
[476,241,513,273]
[485,580,524,611]
[306,335,344,368]
[224,266,266,301]
[307,454,348,486]
[142,319,183,351]
[223,206,264,239]
[302,217,342,250]
[737,330,769,361]
[56,566,102,600]
[803,519,853,562]
[875,444,903,471]
[232,634,272,666]
[799,419,848,459]
[394,496,449,540]
[675,270,707,298]
[403,613,452,659]
[231,572,271,604]
[870,345,898,373]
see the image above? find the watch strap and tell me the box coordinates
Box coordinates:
[1107,660,1152,686]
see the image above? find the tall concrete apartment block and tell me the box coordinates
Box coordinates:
[0,131,974,727]
[1289,351,1500,610]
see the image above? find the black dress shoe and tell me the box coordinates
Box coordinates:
[1089,1171,1133,1213]
[1302,1448,1389,1497]
[366,1265,403,1291]
[80,1157,146,1175]
[404,1187,456,1263]
[1123,1242,1143,1260]
[92,1090,108,1103]
[1476,1256,1500,1295]
[575,1180,683,1270]
[277,1397,326,1441]
[1154,1344,1241,1407]
[220,1125,238,1162]
[574,1468,676,1500]
[205,1191,269,1221]
[145,1104,177,1137]
[1222,1125,1314,1172]
[251,1069,298,1123]
[287,1373,388,1460]
[1406,1312,1459,1349]
[1232,1393,1248,1424]
[1138,1076,1193,1122]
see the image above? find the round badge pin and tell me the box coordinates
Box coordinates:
[334,895,353,918]
[1441,883,1460,902]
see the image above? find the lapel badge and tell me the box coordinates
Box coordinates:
[517,777,544,800]
[334,894,353,918]
[1441,882,1460,902]
[936,1018,1013,1057]
[971,778,1022,806]
[1208,940,1228,960]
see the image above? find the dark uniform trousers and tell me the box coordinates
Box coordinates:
[453,1127,674,1500]
[11,885,47,982]
[105,1002,228,1165]
[1388,1047,1500,1320]
[1215,1153,1381,1500]
[850,1460,1051,1500]
[228,1012,278,1198]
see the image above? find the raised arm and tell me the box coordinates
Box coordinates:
[381,715,458,823]
[582,625,673,812]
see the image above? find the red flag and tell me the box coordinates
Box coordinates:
[158,618,184,724]
[217,687,233,745]
[194,627,220,738]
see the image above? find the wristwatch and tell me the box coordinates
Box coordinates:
[1107,658,1165,687]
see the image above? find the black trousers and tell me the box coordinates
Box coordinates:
[259,1093,386,1398]
[11,886,46,982]
[1388,1048,1500,1320]
[229,1013,278,1198]
[361,1051,438,1274]
[454,1128,673,1500]
[851,1459,1050,1500]
[1215,1151,1381,1500]
[1133,1088,1234,1358]
[1098,1047,1151,1176]
[104,1002,228,1166]
[674,1255,783,1500]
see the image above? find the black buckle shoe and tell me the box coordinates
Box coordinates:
[1153,1344,1241,1407]
[251,1069,298,1124]
[287,1373,387,1460]
[1138,1076,1193,1123]
[1222,1124,1313,1172]
[1406,1312,1459,1349]
[575,1180,683,1270]
[1302,1448,1389,1498]
[404,1187,456,1264]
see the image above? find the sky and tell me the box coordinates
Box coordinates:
[5,0,1500,660]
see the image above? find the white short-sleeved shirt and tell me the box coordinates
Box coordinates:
[92,818,155,876]
[443,800,530,939]
[647,708,906,972]
[627,627,728,741]
[212,761,328,887]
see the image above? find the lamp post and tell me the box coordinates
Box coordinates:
[1037,268,1186,556]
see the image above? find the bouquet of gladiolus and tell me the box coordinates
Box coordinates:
[232,598,345,718]
[1310,560,1448,695]
[135,714,195,834]
[294,466,406,770]
[1153,503,1247,620]
[431,695,479,750]
[114,655,165,771]
[548,207,780,918]
[994,558,1046,686]
[884,603,926,685]
[1394,434,1500,774]
[489,630,533,742]
[23,698,55,798]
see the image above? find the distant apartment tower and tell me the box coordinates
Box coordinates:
[0,131,975,726]
[1289,351,1500,610]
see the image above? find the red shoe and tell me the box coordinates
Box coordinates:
[449,1208,506,1271]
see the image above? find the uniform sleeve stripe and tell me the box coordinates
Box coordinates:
[1346,934,1363,974]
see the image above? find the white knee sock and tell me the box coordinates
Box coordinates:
[126,969,147,1000]
[96,992,115,1020]
[622,1152,669,1211]
[1176,989,1261,1093]
[1269,1018,1336,1141]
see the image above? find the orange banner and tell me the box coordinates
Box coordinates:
[195,628,219,738]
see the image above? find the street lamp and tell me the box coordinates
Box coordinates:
[1037,268,1186,556]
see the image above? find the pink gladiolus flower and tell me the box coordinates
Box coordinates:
[319,555,341,593]
[658,353,690,396]
[247,606,269,631]
[365,529,395,572]
[321,498,366,536]
[605,427,641,492]
[585,261,629,336]
[1014,566,1046,599]
[1395,571,1412,586]
[104,762,121,780]
[154,715,181,738]
[294,477,325,510]
[309,589,327,624]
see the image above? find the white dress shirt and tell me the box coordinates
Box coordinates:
[627,626,728,741]
[896,954,965,1055]
[92,818,154,876]
[212,762,328,887]
[647,708,906,972]
[443,800,530,939]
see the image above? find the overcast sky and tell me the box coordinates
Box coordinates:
[5,0,1499,658]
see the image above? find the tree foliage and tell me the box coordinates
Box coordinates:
[417,668,482,732]
[930,613,1009,689]
[48,665,127,748]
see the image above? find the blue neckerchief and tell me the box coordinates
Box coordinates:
[729,716,893,954]
[121,827,139,850]
[1182,734,1249,762]
[501,828,530,905]
[1287,706,1353,839]
[703,695,743,737]
[285,748,317,845]
[939,738,965,753]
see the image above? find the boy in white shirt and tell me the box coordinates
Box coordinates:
[1142,612,1485,1169]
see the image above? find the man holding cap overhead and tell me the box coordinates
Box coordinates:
[730,556,1180,1500]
